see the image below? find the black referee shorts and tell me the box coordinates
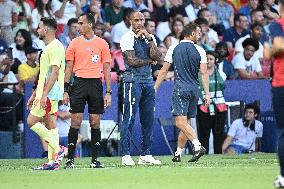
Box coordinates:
[69,77,104,114]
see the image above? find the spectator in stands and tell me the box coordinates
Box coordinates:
[58,18,79,49]
[12,0,32,36]
[86,0,105,23]
[222,103,263,154]
[239,0,259,19]
[95,22,123,82]
[207,0,234,29]
[156,6,187,42]
[235,22,264,62]
[222,13,249,49]
[141,9,151,19]
[111,8,134,49]
[51,0,81,36]
[145,18,167,80]
[0,31,9,82]
[258,0,279,22]
[250,9,265,25]
[232,38,265,79]
[215,42,236,80]
[195,18,214,50]
[197,51,227,154]
[123,0,152,12]
[164,18,184,49]
[31,0,54,37]
[0,53,20,132]
[17,46,40,94]
[0,56,18,93]
[197,8,216,26]
[250,9,270,44]
[94,22,106,39]
[105,0,125,31]
[0,0,18,45]
[185,0,206,22]
[145,19,161,46]
[153,0,183,23]
[9,29,33,73]
[197,8,219,46]
[151,45,174,80]
[0,30,8,55]
[0,54,12,83]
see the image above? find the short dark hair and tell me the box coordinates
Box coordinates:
[94,22,106,33]
[251,22,263,30]
[80,13,95,29]
[245,103,260,115]
[123,8,135,21]
[197,8,209,19]
[145,18,155,27]
[181,23,199,38]
[168,6,187,18]
[234,13,246,25]
[195,18,209,26]
[242,37,259,51]
[215,42,230,58]
[140,9,151,15]
[250,9,262,18]
[206,50,218,62]
[67,18,78,26]
[40,17,57,30]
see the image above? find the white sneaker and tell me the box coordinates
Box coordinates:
[275,175,284,188]
[138,155,161,165]
[122,155,135,166]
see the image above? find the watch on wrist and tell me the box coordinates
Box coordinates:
[106,90,112,95]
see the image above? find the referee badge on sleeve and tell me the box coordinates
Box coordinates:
[92,55,99,64]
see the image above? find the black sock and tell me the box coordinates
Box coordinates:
[67,127,79,160]
[91,128,101,162]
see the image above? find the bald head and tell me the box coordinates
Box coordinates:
[130,11,145,33]
[130,11,144,21]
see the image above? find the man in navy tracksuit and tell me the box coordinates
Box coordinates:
[120,11,162,166]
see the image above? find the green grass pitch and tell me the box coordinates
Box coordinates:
[0,153,279,189]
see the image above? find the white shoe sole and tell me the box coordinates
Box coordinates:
[122,162,135,166]
[138,160,161,165]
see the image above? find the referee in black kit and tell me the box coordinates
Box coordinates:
[63,13,112,169]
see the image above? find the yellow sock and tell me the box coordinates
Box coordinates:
[47,144,53,163]
[31,122,60,152]
[48,128,59,163]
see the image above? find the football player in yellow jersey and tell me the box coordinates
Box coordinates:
[26,17,66,170]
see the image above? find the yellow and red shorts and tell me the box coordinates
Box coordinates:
[30,98,58,118]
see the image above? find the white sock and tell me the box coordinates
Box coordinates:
[175,147,184,156]
[192,139,201,151]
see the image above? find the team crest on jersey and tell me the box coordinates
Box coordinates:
[92,55,99,64]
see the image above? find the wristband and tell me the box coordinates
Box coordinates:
[64,82,71,93]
